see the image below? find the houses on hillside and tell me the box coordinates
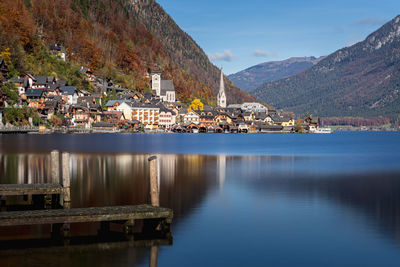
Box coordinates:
[49,45,67,61]
[0,51,321,133]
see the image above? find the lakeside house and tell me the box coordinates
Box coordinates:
[159,105,176,129]
[184,110,200,125]
[130,102,160,128]
[59,86,79,105]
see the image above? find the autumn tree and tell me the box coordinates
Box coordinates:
[188,99,204,112]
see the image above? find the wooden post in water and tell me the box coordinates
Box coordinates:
[62,152,71,205]
[51,150,60,183]
[148,157,161,267]
[60,152,71,239]
[49,150,60,208]
[150,246,159,267]
[148,156,159,207]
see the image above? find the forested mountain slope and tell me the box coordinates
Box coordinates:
[251,15,400,118]
[0,0,255,104]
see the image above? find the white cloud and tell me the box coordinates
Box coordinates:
[252,49,277,57]
[208,50,234,62]
[355,17,386,26]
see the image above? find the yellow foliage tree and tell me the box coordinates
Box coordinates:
[0,48,12,65]
[188,99,204,112]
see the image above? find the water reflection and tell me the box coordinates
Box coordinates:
[0,153,217,219]
[1,152,400,266]
[217,155,226,191]
[0,154,52,184]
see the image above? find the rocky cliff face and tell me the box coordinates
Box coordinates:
[228,57,323,92]
[130,0,256,104]
[251,15,400,119]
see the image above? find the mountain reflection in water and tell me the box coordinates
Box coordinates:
[0,150,400,266]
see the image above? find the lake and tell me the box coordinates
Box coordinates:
[0,132,400,266]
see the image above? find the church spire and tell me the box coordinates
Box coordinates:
[217,68,227,108]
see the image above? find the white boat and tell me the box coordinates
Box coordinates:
[315,127,332,134]
[192,129,199,133]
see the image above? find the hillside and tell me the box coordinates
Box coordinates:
[0,0,255,105]
[251,15,400,119]
[129,0,256,104]
[228,57,322,91]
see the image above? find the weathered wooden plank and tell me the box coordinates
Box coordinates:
[0,205,173,226]
[0,184,63,196]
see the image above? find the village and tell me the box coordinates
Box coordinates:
[0,45,321,134]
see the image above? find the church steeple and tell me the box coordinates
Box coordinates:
[217,68,227,108]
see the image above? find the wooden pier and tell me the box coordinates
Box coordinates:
[0,126,39,134]
[0,183,63,196]
[0,205,173,226]
[0,152,172,244]
[0,204,173,239]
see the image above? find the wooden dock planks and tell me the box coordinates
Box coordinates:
[0,205,173,226]
[0,183,63,196]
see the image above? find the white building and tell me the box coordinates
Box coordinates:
[105,100,131,111]
[158,107,177,129]
[217,69,227,108]
[241,102,267,113]
[151,66,176,103]
[115,102,135,120]
[60,86,79,105]
[130,103,160,126]
[10,75,34,95]
[183,110,200,125]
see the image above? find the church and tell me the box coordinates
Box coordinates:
[217,68,227,108]
[151,66,176,103]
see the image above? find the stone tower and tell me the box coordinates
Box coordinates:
[217,68,227,108]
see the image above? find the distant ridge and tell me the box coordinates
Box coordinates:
[251,15,400,119]
[228,57,323,91]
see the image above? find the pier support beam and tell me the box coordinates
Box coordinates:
[150,246,159,267]
[124,219,135,235]
[61,152,71,239]
[51,223,70,240]
[0,196,6,211]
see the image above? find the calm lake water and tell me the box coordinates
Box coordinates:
[1,132,400,266]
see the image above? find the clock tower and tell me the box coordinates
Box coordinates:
[151,66,161,96]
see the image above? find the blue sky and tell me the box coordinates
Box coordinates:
[157,0,399,75]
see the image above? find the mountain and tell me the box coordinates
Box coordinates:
[130,0,256,104]
[228,56,323,91]
[0,0,255,105]
[251,15,400,119]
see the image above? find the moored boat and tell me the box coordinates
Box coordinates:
[315,127,332,134]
